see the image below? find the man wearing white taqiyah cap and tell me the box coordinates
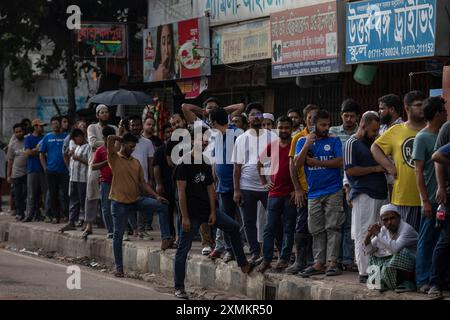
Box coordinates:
[79,104,118,239]
[379,203,400,216]
[96,104,108,114]
[362,203,418,291]
[262,113,275,130]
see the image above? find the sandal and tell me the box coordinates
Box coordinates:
[417,284,430,294]
[395,281,415,293]
[427,285,443,299]
[300,266,325,278]
[81,229,92,240]
[325,266,343,276]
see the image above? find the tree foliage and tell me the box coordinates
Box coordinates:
[0,0,146,117]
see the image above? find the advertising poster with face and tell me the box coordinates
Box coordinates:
[143,17,211,82]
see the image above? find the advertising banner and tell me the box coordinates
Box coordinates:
[193,0,333,26]
[271,1,339,78]
[177,77,209,99]
[346,0,436,64]
[143,17,211,82]
[76,23,127,58]
[212,19,271,65]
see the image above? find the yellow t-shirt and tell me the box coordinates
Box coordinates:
[289,127,309,192]
[374,123,421,206]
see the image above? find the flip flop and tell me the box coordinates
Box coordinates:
[300,266,325,278]
[81,229,92,240]
[395,281,416,293]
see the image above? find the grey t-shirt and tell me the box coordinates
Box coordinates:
[132,136,155,182]
[6,139,28,178]
[412,128,438,203]
[435,121,450,193]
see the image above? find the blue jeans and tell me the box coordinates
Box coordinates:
[263,195,296,262]
[429,202,450,288]
[68,181,86,223]
[174,210,248,290]
[240,190,268,256]
[340,198,354,265]
[100,182,113,234]
[416,204,440,286]
[111,197,170,271]
[217,192,238,253]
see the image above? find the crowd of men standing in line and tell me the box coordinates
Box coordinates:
[1,90,450,299]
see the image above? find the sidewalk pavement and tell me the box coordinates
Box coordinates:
[0,211,439,300]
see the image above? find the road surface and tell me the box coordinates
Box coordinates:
[0,249,177,300]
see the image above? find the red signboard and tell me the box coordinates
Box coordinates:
[271,1,339,78]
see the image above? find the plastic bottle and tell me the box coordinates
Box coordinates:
[435,204,446,229]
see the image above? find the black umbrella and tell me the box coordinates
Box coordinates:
[88,89,153,106]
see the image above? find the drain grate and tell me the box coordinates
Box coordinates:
[264,284,277,300]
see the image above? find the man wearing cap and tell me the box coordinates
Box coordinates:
[84,105,118,238]
[364,204,418,291]
[262,113,274,130]
[23,119,47,222]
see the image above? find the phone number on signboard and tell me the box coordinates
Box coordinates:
[367,43,434,59]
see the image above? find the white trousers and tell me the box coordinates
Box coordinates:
[351,193,387,276]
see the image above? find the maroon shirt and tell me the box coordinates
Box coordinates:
[93,146,113,184]
[261,141,294,198]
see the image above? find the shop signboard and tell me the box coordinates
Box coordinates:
[271,1,340,78]
[346,0,437,64]
[76,23,127,58]
[212,19,271,65]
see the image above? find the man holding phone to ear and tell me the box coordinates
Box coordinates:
[294,109,344,277]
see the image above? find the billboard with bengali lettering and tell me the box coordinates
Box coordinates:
[271,1,339,78]
[346,0,436,64]
[75,23,127,58]
[212,19,271,65]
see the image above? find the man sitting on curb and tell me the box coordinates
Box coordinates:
[364,204,418,292]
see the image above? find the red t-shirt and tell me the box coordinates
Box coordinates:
[93,146,113,184]
[261,141,294,198]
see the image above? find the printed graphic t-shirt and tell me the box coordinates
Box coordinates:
[175,156,213,218]
[374,123,421,206]
[295,136,343,199]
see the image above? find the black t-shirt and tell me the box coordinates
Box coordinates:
[154,143,173,192]
[175,157,213,218]
[165,131,190,160]
[149,135,163,149]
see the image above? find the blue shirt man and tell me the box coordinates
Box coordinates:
[25,134,44,173]
[39,132,68,173]
[295,136,342,199]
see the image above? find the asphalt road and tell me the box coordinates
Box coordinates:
[0,249,177,300]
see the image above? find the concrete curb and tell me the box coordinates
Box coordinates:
[0,219,426,300]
